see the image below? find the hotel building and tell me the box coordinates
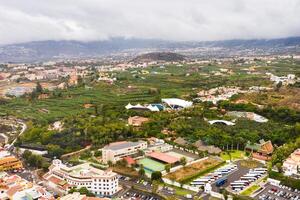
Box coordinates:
[45,159,118,196]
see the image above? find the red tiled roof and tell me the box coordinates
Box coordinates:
[123,156,136,165]
[147,152,179,164]
[6,185,23,197]
[82,197,109,200]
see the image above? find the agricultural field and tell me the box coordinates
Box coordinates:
[0,62,276,123]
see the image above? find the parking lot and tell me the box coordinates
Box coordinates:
[254,183,300,200]
[120,189,162,200]
[213,160,255,192]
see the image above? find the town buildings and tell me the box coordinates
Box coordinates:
[44,159,119,196]
[283,148,300,176]
[102,141,147,164]
[0,173,54,200]
[196,87,246,104]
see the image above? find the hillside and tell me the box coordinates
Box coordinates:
[0,37,300,62]
[132,52,186,63]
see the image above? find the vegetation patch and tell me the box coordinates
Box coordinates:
[241,184,260,196]
[164,157,223,183]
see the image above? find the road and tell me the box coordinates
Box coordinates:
[11,120,27,146]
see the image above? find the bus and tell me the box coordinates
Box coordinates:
[230,181,249,186]
[191,182,205,186]
[216,177,227,187]
[240,177,256,182]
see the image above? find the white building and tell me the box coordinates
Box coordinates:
[283,149,300,176]
[45,159,118,196]
[162,98,193,109]
[102,141,147,164]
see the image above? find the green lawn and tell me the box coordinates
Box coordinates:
[220,150,245,161]
[241,184,260,196]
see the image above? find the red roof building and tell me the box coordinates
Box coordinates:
[147,152,179,164]
[123,156,136,166]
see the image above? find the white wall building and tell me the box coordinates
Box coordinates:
[283,149,300,176]
[102,141,147,164]
[46,159,118,196]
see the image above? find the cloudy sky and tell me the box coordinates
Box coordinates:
[0,0,300,45]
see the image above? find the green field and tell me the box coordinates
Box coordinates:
[138,158,165,174]
[0,63,274,123]
[241,184,260,196]
[220,150,245,161]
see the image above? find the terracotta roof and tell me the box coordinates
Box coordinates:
[6,185,23,197]
[82,197,109,200]
[259,140,274,154]
[123,156,136,165]
[147,152,179,164]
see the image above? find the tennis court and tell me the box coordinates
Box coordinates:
[138,158,165,174]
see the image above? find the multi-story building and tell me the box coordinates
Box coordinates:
[102,141,147,164]
[0,156,23,171]
[45,159,118,196]
[283,149,300,176]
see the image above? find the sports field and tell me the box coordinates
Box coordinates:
[138,158,165,174]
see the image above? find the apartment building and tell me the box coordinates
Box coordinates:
[0,156,23,171]
[102,141,147,164]
[283,149,300,176]
[44,159,118,196]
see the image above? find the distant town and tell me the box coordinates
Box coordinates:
[0,50,300,200]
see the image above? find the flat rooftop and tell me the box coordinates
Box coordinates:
[60,163,116,178]
[103,141,145,151]
[147,151,179,164]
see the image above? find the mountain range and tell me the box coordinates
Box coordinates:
[0,37,300,63]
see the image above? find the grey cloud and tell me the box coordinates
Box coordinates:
[0,0,300,45]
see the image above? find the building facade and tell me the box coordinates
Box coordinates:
[283,149,300,176]
[45,160,118,196]
[0,156,23,171]
[102,141,147,164]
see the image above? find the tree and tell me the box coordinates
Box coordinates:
[94,150,102,157]
[180,157,187,166]
[165,164,171,173]
[47,144,64,158]
[139,165,145,177]
[36,82,43,94]
[151,171,162,182]
[108,160,113,167]
[275,81,283,92]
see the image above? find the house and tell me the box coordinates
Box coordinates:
[0,134,9,145]
[123,156,136,166]
[128,116,149,126]
[283,149,300,176]
[61,192,110,200]
[193,140,222,154]
[245,139,274,161]
[174,137,188,146]
[102,141,147,164]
